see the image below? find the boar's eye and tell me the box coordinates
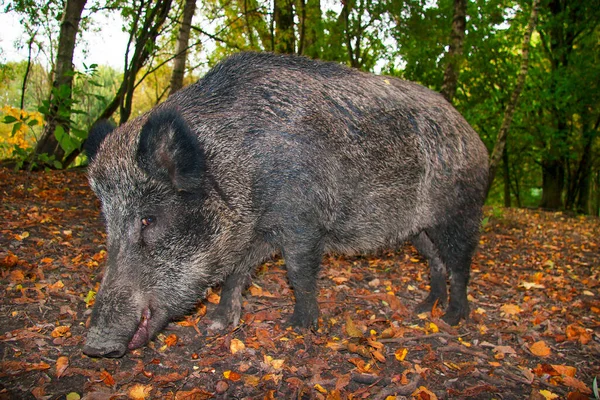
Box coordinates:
[141,216,155,229]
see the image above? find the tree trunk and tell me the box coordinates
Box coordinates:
[33,0,87,164]
[540,158,565,209]
[298,0,321,58]
[440,0,466,104]
[65,0,173,167]
[502,147,511,207]
[169,0,196,97]
[574,116,599,213]
[274,0,295,53]
[119,0,173,125]
[487,0,540,194]
[21,32,37,111]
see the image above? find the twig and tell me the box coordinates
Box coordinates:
[379,332,455,344]
[438,344,489,360]
[372,374,422,399]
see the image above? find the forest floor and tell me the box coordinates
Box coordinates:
[0,166,599,400]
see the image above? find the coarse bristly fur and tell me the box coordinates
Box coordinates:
[83,52,489,358]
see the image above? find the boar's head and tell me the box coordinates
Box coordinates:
[83,108,218,357]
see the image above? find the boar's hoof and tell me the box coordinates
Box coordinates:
[290,309,319,330]
[414,295,447,315]
[441,305,469,326]
[83,343,127,358]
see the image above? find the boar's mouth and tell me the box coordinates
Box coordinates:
[128,307,152,350]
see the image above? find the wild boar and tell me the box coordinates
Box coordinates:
[83,52,488,358]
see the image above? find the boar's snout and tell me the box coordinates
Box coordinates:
[82,342,127,358]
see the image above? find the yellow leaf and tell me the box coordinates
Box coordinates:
[530,341,551,357]
[500,304,521,316]
[314,384,327,394]
[539,390,558,399]
[230,338,245,354]
[223,370,241,381]
[345,316,363,338]
[428,322,439,333]
[55,356,69,378]
[395,348,408,361]
[270,359,285,370]
[128,384,152,400]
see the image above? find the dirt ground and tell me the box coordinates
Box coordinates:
[1,167,599,399]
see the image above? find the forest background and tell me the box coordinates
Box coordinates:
[0,0,599,214]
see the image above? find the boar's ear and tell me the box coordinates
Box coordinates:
[86,120,115,162]
[136,107,206,192]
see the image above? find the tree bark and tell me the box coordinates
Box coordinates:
[33,0,87,164]
[21,31,37,111]
[502,147,511,207]
[298,0,321,58]
[120,0,173,125]
[65,0,173,167]
[540,159,565,209]
[440,0,466,104]
[487,0,540,195]
[169,0,197,96]
[274,0,295,53]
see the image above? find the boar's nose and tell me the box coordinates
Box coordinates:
[83,343,127,358]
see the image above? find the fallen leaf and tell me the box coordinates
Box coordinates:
[345,316,363,338]
[128,384,152,400]
[100,370,115,386]
[51,325,71,338]
[561,376,592,394]
[530,341,551,357]
[223,370,241,381]
[314,383,327,394]
[412,385,438,400]
[539,389,559,399]
[55,356,69,378]
[164,334,178,347]
[395,348,408,361]
[230,338,246,354]
[500,304,521,316]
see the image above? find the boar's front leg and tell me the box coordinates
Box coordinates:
[208,272,249,332]
[283,238,323,329]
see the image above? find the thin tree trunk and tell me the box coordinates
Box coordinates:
[169,0,196,96]
[440,0,466,103]
[487,0,540,194]
[20,32,37,111]
[120,0,173,125]
[574,116,599,213]
[540,159,565,209]
[33,0,87,164]
[66,0,173,167]
[502,147,511,207]
[274,0,295,53]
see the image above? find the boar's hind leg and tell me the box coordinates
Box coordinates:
[412,231,448,313]
[208,272,249,332]
[423,215,480,326]
[283,240,323,329]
